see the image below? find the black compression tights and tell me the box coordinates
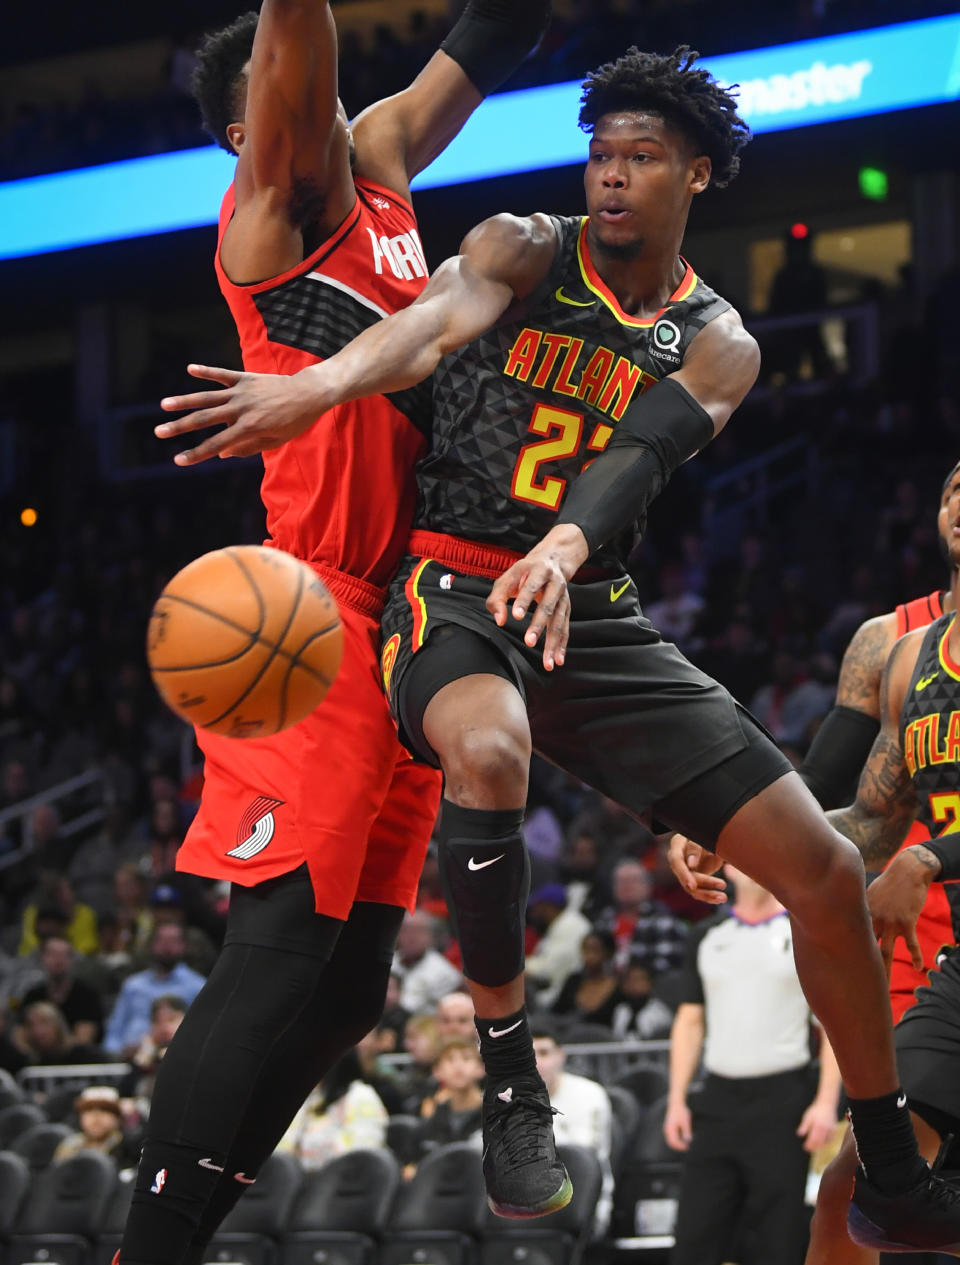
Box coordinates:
[120,901,403,1265]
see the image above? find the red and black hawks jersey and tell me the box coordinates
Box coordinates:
[414,214,730,568]
[901,612,960,940]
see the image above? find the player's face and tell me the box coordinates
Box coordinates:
[939,465,960,568]
[583,112,710,257]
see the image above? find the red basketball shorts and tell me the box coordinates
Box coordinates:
[176,570,442,921]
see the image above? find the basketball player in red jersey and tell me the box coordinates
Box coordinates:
[157,47,960,1249]
[800,465,958,1021]
[118,4,552,1263]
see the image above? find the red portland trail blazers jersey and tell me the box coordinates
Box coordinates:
[216,179,432,588]
[415,214,730,571]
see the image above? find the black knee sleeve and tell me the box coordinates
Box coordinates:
[436,803,529,987]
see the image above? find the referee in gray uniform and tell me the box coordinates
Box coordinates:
[664,864,841,1265]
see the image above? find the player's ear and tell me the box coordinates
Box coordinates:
[690,155,711,195]
[226,121,246,155]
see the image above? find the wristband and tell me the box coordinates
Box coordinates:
[441,0,551,97]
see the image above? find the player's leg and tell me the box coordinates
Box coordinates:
[119,871,343,1265]
[185,899,404,1264]
[397,623,571,1218]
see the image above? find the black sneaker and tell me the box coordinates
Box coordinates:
[482,1073,573,1218]
[848,1147,960,1252]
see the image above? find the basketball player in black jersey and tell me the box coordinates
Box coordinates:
[157,49,960,1246]
[802,462,960,1262]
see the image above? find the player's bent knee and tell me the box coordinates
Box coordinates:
[439,723,531,798]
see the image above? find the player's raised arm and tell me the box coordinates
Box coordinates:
[352,0,551,196]
[156,214,557,464]
[220,0,354,281]
[827,632,922,871]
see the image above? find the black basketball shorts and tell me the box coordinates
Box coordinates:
[896,946,960,1158]
[378,538,792,849]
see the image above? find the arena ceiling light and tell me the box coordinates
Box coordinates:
[1,12,959,260]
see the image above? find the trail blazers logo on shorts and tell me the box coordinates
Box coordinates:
[227,796,284,860]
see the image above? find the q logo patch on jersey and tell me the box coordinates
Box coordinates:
[651,318,682,364]
[381,633,401,694]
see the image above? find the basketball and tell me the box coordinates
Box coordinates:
[146,545,343,738]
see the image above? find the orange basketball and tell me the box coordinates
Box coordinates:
[146,545,343,738]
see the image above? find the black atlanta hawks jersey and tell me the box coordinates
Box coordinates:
[414,214,730,568]
[901,611,960,940]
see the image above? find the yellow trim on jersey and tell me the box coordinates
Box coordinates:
[575,218,699,328]
[938,615,960,682]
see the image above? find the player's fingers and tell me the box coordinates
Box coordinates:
[878,933,895,981]
[186,364,243,386]
[525,576,565,652]
[905,927,923,972]
[155,404,236,436]
[172,428,241,466]
[537,585,570,670]
[486,565,527,626]
[512,565,551,621]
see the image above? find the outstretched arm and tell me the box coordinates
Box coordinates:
[156,213,557,462]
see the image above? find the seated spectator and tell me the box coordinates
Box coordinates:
[20,873,99,956]
[145,883,218,976]
[20,935,105,1044]
[3,907,71,1003]
[610,960,675,1041]
[119,993,187,1120]
[54,1086,139,1166]
[532,1021,613,1236]
[112,864,154,956]
[103,923,205,1057]
[397,1014,441,1115]
[392,910,462,1014]
[417,1039,484,1156]
[378,970,409,1047]
[0,1006,28,1074]
[525,884,592,1009]
[434,991,476,1044]
[278,1050,388,1169]
[597,859,689,975]
[16,1000,105,1065]
[558,828,612,923]
[551,929,622,1027]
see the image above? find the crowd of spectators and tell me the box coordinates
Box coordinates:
[0,0,952,181]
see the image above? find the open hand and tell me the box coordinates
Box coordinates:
[867,846,936,975]
[667,834,727,905]
[156,364,325,464]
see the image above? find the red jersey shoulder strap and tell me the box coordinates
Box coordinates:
[895,590,947,637]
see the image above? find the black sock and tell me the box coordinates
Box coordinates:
[847,1089,928,1192]
[475,1007,537,1083]
[121,1141,225,1265]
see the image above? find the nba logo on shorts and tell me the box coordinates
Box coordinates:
[151,1168,168,1194]
[439,573,454,590]
[381,633,401,693]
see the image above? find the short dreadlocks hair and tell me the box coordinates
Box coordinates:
[578,46,750,189]
[191,11,259,153]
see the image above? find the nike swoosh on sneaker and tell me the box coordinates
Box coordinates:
[497,1086,514,1101]
[468,854,506,871]
[490,1020,523,1039]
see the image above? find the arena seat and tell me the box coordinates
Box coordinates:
[385,1113,422,1165]
[282,1148,401,1265]
[380,1141,486,1265]
[0,1102,46,1149]
[93,1174,134,1265]
[0,1150,31,1239]
[606,1085,642,1178]
[8,1149,118,1265]
[10,1121,73,1171]
[612,1065,670,1110]
[203,1151,303,1265]
[478,1144,603,1265]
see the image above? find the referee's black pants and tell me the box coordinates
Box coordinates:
[671,1066,816,1265]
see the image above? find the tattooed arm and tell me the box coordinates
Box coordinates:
[827,629,923,868]
[800,613,897,806]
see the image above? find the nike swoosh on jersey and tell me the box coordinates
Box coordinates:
[915,672,939,691]
[468,854,506,871]
[610,580,632,602]
[555,286,597,307]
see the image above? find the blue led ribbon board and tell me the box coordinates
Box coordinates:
[2,12,959,259]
